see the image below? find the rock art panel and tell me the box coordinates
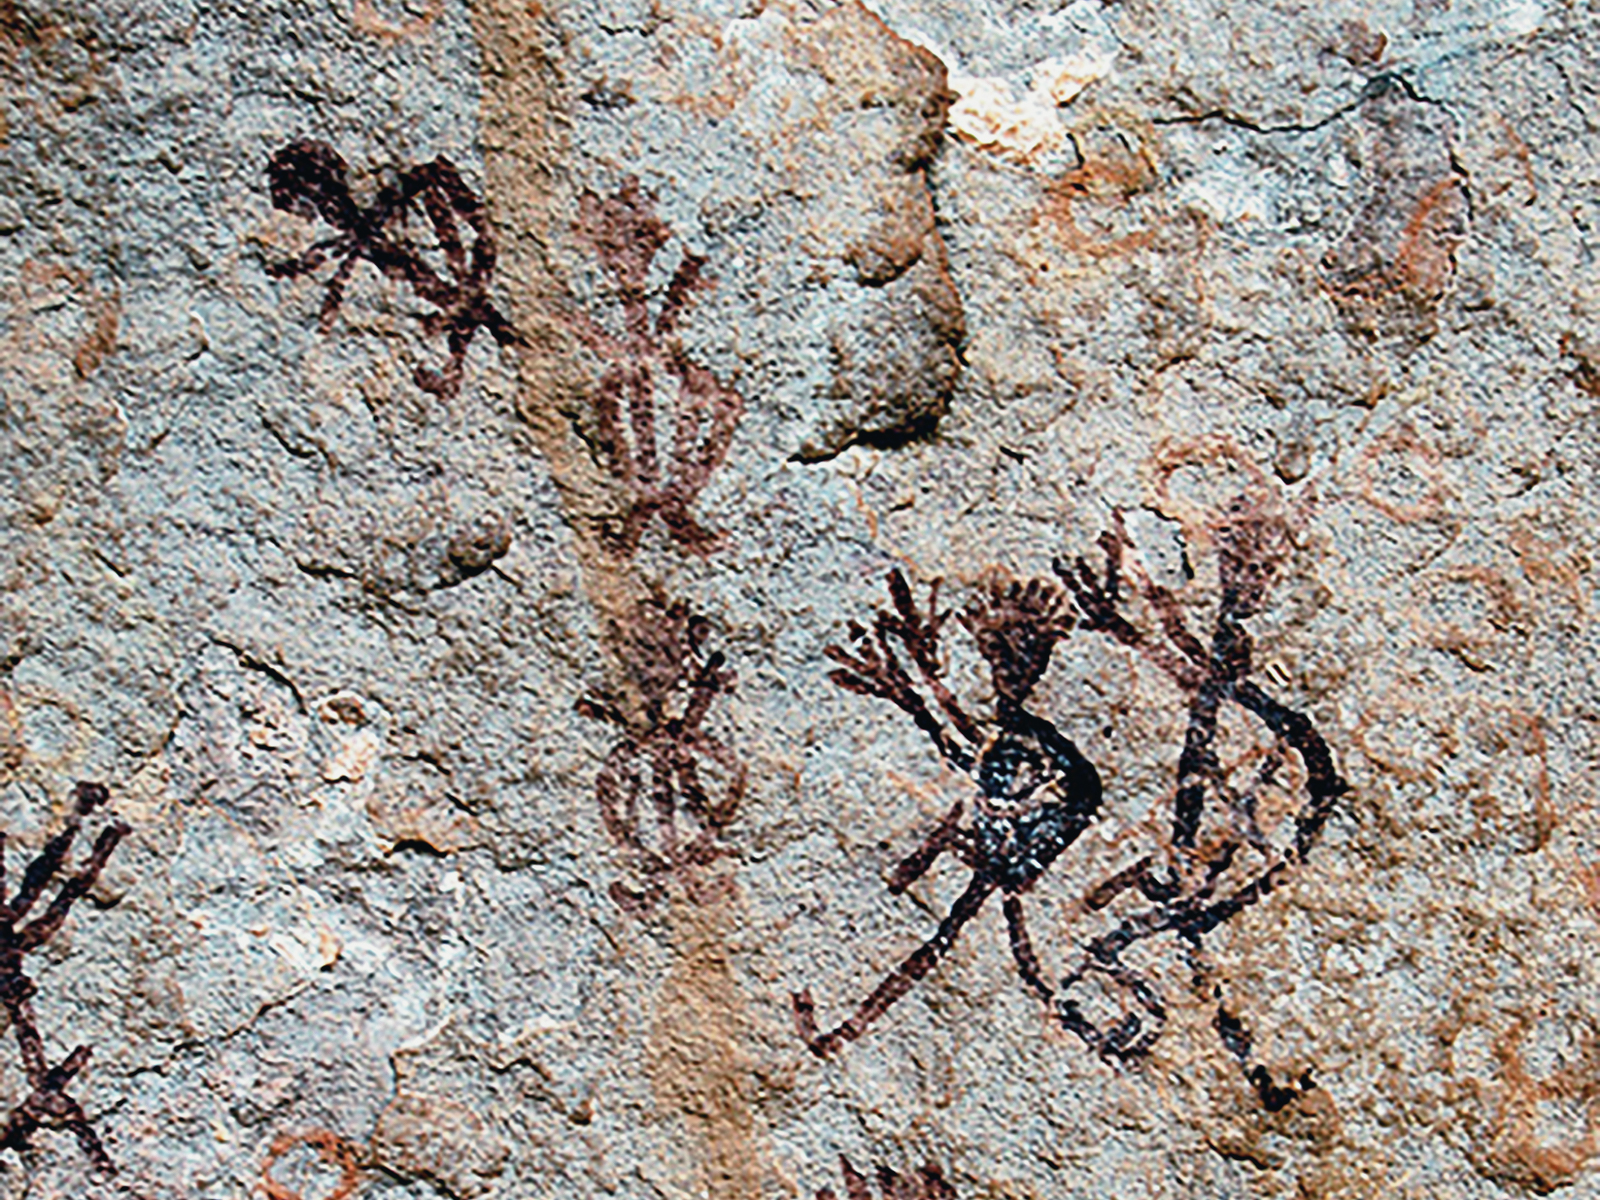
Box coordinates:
[0,0,1592,1196]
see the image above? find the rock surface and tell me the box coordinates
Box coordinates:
[0,0,1596,1196]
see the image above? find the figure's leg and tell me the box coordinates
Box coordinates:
[0,1044,113,1174]
[317,253,360,331]
[47,1047,114,1174]
[1188,935,1316,1112]
[794,876,995,1057]
[415,175,466,275]
[1083,855,1187,912]
[649,746,679,863]
[678,730,745,830]
[1214,1003,1315,1112]
[627,355,660,489]
[888,802,964,894]
[413,335,467,398]
[1002,894,1051,1002]
[1054,958,1168,1061]
[5,985,47,1083]
[594,742,643,850]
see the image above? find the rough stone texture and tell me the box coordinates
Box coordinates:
[0,0,1596,1197]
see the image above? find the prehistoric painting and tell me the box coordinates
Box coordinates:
[0,0,1593,1196]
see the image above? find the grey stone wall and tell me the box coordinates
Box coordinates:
[0,0,1595,1196]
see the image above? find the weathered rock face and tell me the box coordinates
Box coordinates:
[0,0,1596,1197]
[788,3,965,460]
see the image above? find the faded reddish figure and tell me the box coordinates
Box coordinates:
[577,595,746,911]
[1318,76,1469,340]
[569,178,744,556]
[818,1155,956,1200]
[260,1128,364,1200]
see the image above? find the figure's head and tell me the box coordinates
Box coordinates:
[1213,495,1289,619]
[267,139,359,230]
[962,571,1073,708]
[577,177,673,296]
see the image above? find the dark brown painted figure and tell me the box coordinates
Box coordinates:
[1055,501,1348,1108]
[265,139,522,399]
[0,782,127,1172]
[818,1155,956,1200]
[577,595,745,912]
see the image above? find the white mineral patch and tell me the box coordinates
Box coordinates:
[1175,165,1271,226]
[947,76,1071,164]
[945,46,1115,166]
[863,0,1116,167]
[1496,0,1548,36]
[1034,47,1119,106]
[498,1015,570,1043]
[322,726,381,782]
[266,921,341,974]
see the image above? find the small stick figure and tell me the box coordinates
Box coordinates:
[265,139,522,399]
[0,782,128,1172]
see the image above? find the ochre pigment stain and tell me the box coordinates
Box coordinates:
[469,5,770,1195]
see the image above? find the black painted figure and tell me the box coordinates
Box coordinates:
[793,570,1102,1056]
